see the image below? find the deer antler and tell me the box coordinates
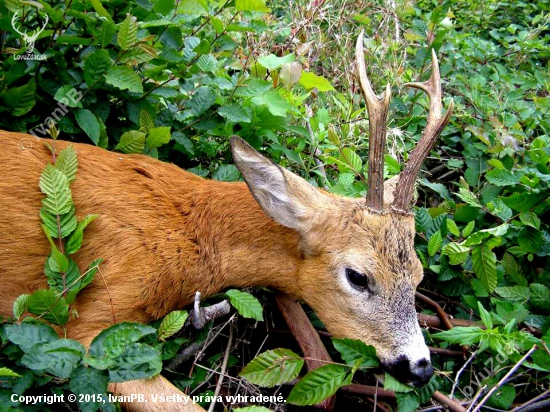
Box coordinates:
[391,49,454,212]
[11,11,26,38]
[355,30,391,212]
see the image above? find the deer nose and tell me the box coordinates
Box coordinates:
[383,355,433,386]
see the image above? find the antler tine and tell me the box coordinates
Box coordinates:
[11,12,26,37]
[355,30,391,212]
[392,48,454,213]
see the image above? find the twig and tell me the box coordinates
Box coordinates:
[450,351,477,399]
[207,323,234,412]
[338,383,395,399]
[511,388,550,411]
[471,345,538,412]
[275,293,335,410]
[467,385,487,412]
[513,398,550,412]
[418,313,478,329]
[416,292,454,330]
[432,391,468,412]
[166,341,203,371]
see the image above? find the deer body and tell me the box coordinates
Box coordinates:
[0,32,453,411]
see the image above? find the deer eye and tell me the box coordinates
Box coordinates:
[345,268,371,292]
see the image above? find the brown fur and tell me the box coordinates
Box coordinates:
[0,131,428,410]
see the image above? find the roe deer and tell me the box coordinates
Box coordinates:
[0,31,453,411]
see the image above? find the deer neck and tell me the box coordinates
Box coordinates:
[183,180,303,300]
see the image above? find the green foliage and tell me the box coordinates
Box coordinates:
[226,289,264,321]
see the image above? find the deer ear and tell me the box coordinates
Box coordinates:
[383,175,400,207]
[230,136,323,231]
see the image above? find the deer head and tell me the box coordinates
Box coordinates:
[231,31,453,385]
[11,10,49,54]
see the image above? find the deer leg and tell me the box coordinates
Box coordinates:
[109,375,205,412]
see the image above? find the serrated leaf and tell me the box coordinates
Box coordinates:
[5,322,58,352]
[332,338,379,368]
[70,366,110,412]
[89,322,156,358]
[218,105,252,123]
[158,310,188,341]
[341,148,362,171]
[117,14,138,50]
[299,71,335,92]
[196,54,218,73]
[258,53,295,70]
[530,284,550,312]
[447,219,461,237]
[40,206,77,238]
[477,301,493,329]
[213,164,240,182]
[98,20,116,47]
[456,188,483,208]
[240,348,303,387]
[65,214,99,254]
[115,130,146,153]
[396,392,421,412]
[147,126,171,148]
[13,294,30,320]
[494,286,530,302]
[21,339,84,378]
[108,343,162,382]
[472,246,497,293]
[252,90,291,117]
[442,243,470,265]
[4,78,36,116]
[462,221,475,237]
[433,326,484,345]
[75,109,101,145]
[39,164,73,215]
[226,289,263,321]
[235,0,270,12]
[519,212,541,229]
[105,66,143,93]
[27,289,69,325]
[0,367,21,378]
[188,86,216,116]
[428,231,443,256]
[55,145,78,182]
[486,169,521,186]
[139,110,155,133]
[288,364,348,405]
[384,372,414,393]
[84,49,112,87]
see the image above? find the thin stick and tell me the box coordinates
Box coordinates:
[432,391,467,412]
[471,344,537,412]
[511,388,550,411]
[207,323,234,412]
[467,385,487,412]
[416,292,454,330]
[450,351,477,399]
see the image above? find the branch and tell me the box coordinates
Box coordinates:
[416,292,454,330]
[432,391,468,412]
[275,293,336,410]
[208,323,234,412]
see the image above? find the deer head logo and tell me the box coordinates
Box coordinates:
[11,10,49,55]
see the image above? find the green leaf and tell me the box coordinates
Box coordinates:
[486,169,521,186]
[235,0,270,12]
[299,71,335,91]
[447,219,461,237]
[55,145,78,182]
[39,164,73,215]
[442,243,470,265]
[54,85,83,108]
[108,343,162,382]
[5,322,58,352]
[70,366,110,412]
[258,53,295,70]
[396,392,421,412]
[188,86,216,116]
[494,286,530,302]
[115,130,146,154]
[463,221,475,237]
[90,0,111,19]
[65,214,99,254]
[158,310,188,341]
[139,110,155,133]
[252,90,291,117]
[98,20,116,47]
[384,372,414,393]
[105,66,143,94]
[341,148,362,172]
[487,385,516,409]
[196,54,218,73]
[226,289,263,321]
[428,231,443,256]
[0,367,21,378]
[13,294,30,319]
[240,348,304,387]
[530,284,550,312]
[472,246,497,293]
[477,302,493,329]
[519,212,541,229]
[213,164,240,182]
[27,289,70,325]
[84,49,112,87]
[332,338,379,368]
[41,206,78,241]
[3,78,36,116]
[517,227,542,254]
[456,188,483,208]
[89,322,157,358]
[75,109,101,145]
[21,339,84,378]
[218,105,252,123]
[153,0,175,15]
[433,326,484,345]
[280,62,302,89]
[117,14,138,49]
[287,364,349,405]
[147,126,171,148]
